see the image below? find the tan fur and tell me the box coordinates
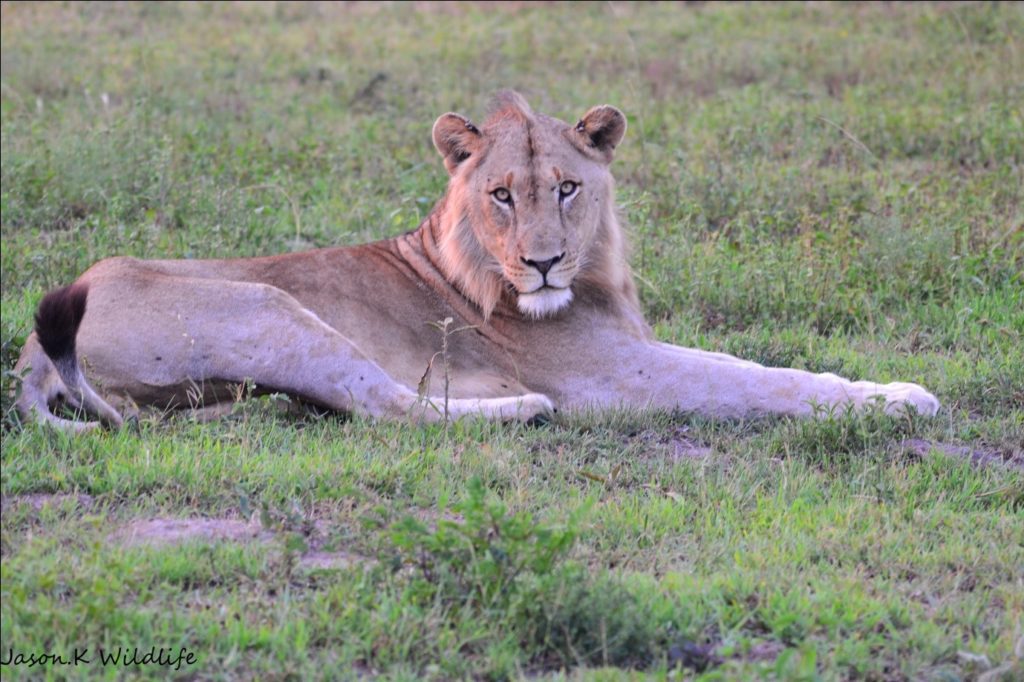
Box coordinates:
[15,92,939,432]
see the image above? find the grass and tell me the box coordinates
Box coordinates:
[1,1,1022,679]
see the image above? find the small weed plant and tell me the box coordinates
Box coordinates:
[379,477,585,611]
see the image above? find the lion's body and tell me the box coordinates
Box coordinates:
[15,92,939,431]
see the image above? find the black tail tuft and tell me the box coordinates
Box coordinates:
[35,283,89,362]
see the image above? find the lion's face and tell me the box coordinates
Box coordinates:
[432,92,627,318]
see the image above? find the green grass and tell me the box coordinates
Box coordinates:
[2,2,1022,680]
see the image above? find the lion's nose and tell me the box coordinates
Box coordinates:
[521,253,564,276]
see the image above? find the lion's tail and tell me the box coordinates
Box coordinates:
[35,283,91,390]
[16,283,122,432]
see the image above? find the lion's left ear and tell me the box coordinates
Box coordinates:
[432,113,483,174]
[570,105,627,163]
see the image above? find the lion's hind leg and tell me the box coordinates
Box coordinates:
[26,283,124,431]
[14,334,108,433]
[83,276,552,425]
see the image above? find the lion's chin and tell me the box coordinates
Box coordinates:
[516,287,574,319]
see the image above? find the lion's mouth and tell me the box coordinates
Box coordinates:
[516,286,574,318]
[527,284,566,294]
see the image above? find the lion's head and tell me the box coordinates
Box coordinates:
[431,91,636,320]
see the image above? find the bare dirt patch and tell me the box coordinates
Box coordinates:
[630,425,713,461]
[1,492,95,513]
[744,640,786,662]
[298,551,369,571]
[111,517,274,547]
[109,516,374,571]
[902,439,1024,470]
[668,637,786,672]
[410,507,465,527]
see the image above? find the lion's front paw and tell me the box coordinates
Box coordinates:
[503,393,555,423]
[867,382,940,417]
[441,393,555,423]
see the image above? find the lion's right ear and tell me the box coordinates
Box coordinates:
[432,113,483,174]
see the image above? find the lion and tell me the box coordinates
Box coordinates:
[14,91,939,432]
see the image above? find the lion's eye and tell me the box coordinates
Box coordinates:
[492,188,512,204]
[559,181,578,197]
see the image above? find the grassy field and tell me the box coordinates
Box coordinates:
[2,2,1022,679]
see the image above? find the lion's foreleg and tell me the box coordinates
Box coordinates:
[654,342,939,417]
[570,340,939,418]
[407,394,554,423]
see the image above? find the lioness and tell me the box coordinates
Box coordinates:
[15,91,939,432]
